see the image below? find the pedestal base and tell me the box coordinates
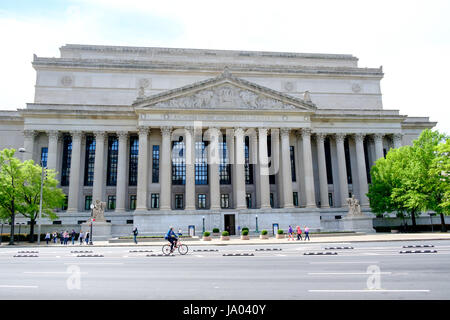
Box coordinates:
[341,215,375,233]
[81,221,112,241]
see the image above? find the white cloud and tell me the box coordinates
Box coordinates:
[0,0,449,132]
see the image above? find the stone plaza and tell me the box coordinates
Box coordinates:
[0,44,436,237]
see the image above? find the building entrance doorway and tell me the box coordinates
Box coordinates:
[224,214,236,235]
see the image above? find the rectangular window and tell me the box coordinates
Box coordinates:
[220,194,229,209]
[325,137,333,184]
[293,192,298,207]
[219,137,231,184]
[107,195,116,210]
[172,140,185,185]
[85,195,92,211]
[130,195,137,210]
[290,146,296,182]
[62,195,68,210]
[245,136,254,184]
[61,135,72,186]
[198,194,207,209]
[107,136,119,186]
[152,145,160,183]
[40,147,48,168]
[270,193,274,208]
[328,193,333,207]
[196,141,208,185]
[344,138,352,184]
[246,193,252,209]
[151,193,160,209]
[175,194,184,209]
[129,136,139,186]
[84,135,96,186]
[363,138,371,184]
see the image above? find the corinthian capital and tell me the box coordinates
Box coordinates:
[47,130,60,140]
[234,127,245,137]
[70,130,83,140]
[161,126,172,137]
[258,127,268,137]
[117,131,129,139]
[301,128,312,137]
[93,131,107,140]
[280,128,291,138]
[315,133,327,144]
[335,133,346,143]
[354,133,365,143]
[23,130,37,139]
[138,126,150,136]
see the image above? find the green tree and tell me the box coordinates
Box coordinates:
[431,138,450,231]
[19,161,65,242]
[0,149,26,244]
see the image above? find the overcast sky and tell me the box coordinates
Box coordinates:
[0,0,449,133]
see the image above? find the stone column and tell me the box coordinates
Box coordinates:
[301,128,316,208]
[115,131,128,212]
[46,130,59,170]
[335,133,349,208]
[92,131,106,202]
[374,134,384,160]
[354,133,369,207]
[208,127,221,210]
[160,126,172,210]
[271,129,281,206]
[258,128,271,208]
[280,128,294,208]
[316,133,330,208]
[234,127,247,210]
[136,127,149,211]
[23,130,36,161]
[67,131,83,213]
[393,133,403,149]
[184,127,196,210]
[250,131,260,208]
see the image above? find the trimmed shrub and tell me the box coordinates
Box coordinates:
[212,228,220,233]
[242,230,249,236]
[222,231,229,236]
[277,229,284,235]
[261,230,268,235]
[203,231,211,237]
[242,227,249,232]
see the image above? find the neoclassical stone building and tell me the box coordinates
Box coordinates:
[0,44,436,236]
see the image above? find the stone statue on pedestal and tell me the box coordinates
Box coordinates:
[346,195,362,217]
[92,200,107,222]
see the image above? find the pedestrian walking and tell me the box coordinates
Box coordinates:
[85,231,90,245]
[132,227,138,244]
[288,225,294,241]
[71,229,76,245]
[304,226,310,241]
[79,231,84,245]
[64,231,69,245]
[52,231,57,244]
[296,225,302,241]
[45,232,51,245]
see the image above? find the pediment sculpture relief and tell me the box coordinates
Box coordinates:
[153,85,297,110]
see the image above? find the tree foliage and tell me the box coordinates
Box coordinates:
[368,129,449,230]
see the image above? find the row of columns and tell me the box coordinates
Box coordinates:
[22,128,403,211]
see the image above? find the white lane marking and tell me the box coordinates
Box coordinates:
[309,261,380,264]
[0,285,39,288]
[63,262,124,265]
[309,289,430,293]
[308,272,392,275]
[195,255,204,258]
[24,272,88,275]
[275,254,287,257]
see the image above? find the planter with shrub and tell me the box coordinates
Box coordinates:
[276,229,285,239]
[240,229,250,240]
[260,229,269,239]
[203,231,212,241]
[220,231,230,241]
[212,228,220,237]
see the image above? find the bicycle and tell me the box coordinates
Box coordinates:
[162,237,189,255]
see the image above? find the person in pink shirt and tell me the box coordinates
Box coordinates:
[296,226,302,241]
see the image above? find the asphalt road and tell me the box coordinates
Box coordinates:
[0,240,449,300]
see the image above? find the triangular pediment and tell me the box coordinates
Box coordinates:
[133,69,316,112]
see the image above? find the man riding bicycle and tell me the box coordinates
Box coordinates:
[165,226,178,253]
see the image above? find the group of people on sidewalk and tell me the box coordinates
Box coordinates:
[44,230,90,245]
[287,225,310,241]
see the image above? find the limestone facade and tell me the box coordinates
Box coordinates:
[0,44,436,236]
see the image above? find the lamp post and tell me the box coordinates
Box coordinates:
[17,223,22,242]
[89,203,94,245]
[19,147,45,245]
[202,216,205,234]
[255,214,259,234]
[430,213,435,233]
[0,221,3,245]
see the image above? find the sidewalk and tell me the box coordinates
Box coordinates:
[2,232,450,248]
